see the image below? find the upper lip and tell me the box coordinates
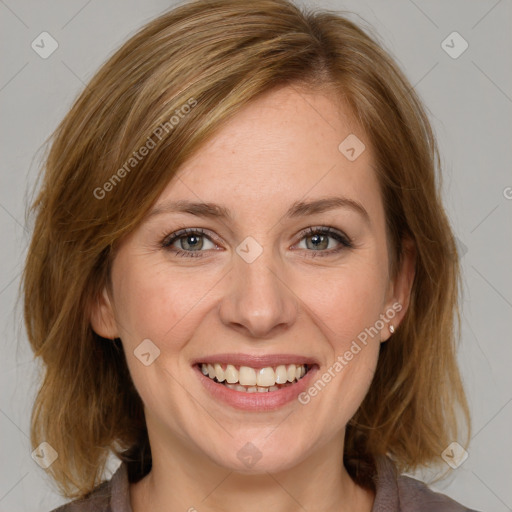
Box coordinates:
[192,353,319,368]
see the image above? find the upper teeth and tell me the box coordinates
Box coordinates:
[201,363,307,387]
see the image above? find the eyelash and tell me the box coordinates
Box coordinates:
[160,226,352,259]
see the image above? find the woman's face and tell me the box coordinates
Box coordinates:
[92,85,413,473]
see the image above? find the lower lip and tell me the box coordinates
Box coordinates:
[194,364,319,411]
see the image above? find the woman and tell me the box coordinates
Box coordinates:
[22,0,480,510]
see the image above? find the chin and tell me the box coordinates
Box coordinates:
[200,435,312,475]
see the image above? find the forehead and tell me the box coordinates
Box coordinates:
[155,85,382,224]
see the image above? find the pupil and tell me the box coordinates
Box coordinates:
[184,235,202,250]
[308,233,327,250]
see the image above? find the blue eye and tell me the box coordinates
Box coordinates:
[161,226,352,258]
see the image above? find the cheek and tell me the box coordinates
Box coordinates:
[112,259,212,350]
[298,261,388,349]
[328,345,380,426]
[298,272,384,423]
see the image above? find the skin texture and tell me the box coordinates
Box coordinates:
[91,84,415,512]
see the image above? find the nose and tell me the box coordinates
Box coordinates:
[218,244,299,339]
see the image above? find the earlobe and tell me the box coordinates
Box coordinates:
[89,286,118,340]
[380,322,395,343]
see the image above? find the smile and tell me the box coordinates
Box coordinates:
[200,363,309,393]
[193,354,319,410]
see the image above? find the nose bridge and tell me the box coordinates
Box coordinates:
[218,236,298,338]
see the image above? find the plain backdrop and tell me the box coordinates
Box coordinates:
[1,0,511,510]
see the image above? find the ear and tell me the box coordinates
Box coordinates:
[381,237,416,342]
[89,285,119,340]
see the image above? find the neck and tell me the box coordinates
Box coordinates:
[130,432,375,512]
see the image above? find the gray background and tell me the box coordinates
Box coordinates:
[1,0,511,510]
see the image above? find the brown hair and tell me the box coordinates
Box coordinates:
[22,0,470,498]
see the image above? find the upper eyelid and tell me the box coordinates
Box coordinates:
[299,226,349,241]
[163,227,220,246]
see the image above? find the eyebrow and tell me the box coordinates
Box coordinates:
[147,196,370,224]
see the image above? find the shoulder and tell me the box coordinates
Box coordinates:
[49,481,111,512]
[373,456,482,512]
[396,473,481,512]
[49,463,130,512]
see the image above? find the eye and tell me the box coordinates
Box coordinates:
[161,228,217,258]
[294,226,352,257]
[161,226,352,259]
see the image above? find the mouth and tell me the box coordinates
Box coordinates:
[199,363,310,393]
[193,354,319,410]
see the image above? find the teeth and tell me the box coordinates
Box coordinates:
[287,364,296,382]
[275,365,288,384]
[214,363,225,382]
[239,366,257,386]
[256,367,275,387]
[225,364,238,384]
[200,362,308,390]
